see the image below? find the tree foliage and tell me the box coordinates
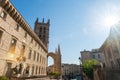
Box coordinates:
[48,72,59,76]
[82,60,98,80]
[48,71,60,79]
[0,76,9,80]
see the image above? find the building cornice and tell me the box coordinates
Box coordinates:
[0,0,48,52]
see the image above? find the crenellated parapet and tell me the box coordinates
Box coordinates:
[0,0,48,52]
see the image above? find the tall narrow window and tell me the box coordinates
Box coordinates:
[37,53,39,62]
[0,11,7,20]
[44,27,46,33]
[15,24,19,31]
[33,51,36,61]
[43,35,45,42]
[0,30,3,41]
[31,38,33,43]
[36,66,38,74]
[40,55,41,63]
[39,67,40,74]
[117,58,120,67]
[32,66,34,75]
[24,32,27,38]
[93,55,95,59]
[39,27,42,32]
[39,35,41,38]
[20,45,25,56]
[9,38,17,53]
[28,49,32,59]
[98,54,100,58]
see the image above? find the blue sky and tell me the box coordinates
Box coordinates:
[11,0,120,65]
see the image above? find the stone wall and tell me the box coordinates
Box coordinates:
[0,1,48,77]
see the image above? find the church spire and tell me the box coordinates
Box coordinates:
[55,48,58,54]
[35,18,39,24]
[58,44,61,55]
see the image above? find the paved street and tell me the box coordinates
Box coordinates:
[25,78,61,80]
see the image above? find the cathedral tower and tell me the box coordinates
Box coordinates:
[34,18,50,48]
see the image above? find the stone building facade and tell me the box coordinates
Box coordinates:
[48,64,80,79]
[90,49,105,64]
[100,23,120,68]
[61,64,80,79]
[80,49,105,64]
[0,0,48,77]
[80,50,91,63]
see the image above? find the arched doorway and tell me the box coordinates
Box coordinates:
[48,56,54,66]
[48,52,58,73]
[47,45,62,77]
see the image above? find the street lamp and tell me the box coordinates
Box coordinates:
[79,57,83,65]
[78,57,84,80]
[78,57,81,73]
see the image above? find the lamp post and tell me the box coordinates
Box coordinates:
[78,57,81,74]
[78,57,83,80]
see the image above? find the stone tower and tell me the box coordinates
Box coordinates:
[34,18,50,48]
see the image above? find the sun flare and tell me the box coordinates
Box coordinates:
[103,15,119,27]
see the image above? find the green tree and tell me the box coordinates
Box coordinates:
[82,60,98,80]
[0,76,9,80]
[48,71,60,79]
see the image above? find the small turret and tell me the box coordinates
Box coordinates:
[34,18,39,31]
[47,19,50,25]
[42,18,44,23]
